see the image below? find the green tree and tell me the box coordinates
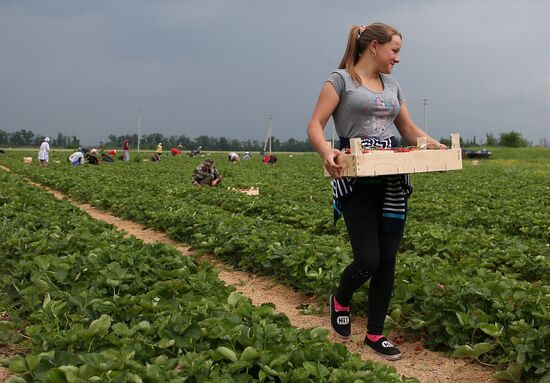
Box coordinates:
[107,134,119,147]
[218,137,230,150]
[100,133,314,152]
[499,131,528,147]
[11,131,25,146]
[21,129,35,146]
[0,130,8,145]
[439,137,451,147]
[195,135,211,149]
[146,133,165,147]
[485,132,498,146]
[33,135,45,146]
[54,132,66,147]
[70,136,80,148]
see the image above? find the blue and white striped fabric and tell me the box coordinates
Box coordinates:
[332,136,413,224]
[382,175,411,220]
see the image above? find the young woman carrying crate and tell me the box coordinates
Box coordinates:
[307,23,444,360]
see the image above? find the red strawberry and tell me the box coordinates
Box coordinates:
[392,335,405,345]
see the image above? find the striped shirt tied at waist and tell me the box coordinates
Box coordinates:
[332,136,413,226]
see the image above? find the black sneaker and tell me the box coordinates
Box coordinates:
[364,336,402,360]
[329,293,351,339]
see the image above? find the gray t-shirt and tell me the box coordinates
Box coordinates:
[326,69,406,140]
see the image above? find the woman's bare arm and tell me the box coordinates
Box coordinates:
[307,83,344,178]
[394,103,445,147]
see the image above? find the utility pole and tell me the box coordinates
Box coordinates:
[262,114,273,154]
[137,109,143,156]
[269,114,272,154]
[422,98,428,134]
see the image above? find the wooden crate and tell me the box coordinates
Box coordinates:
[324,134,463,177]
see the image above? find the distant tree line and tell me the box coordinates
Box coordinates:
[0,129,313,151]
[106,133,314,152]
[0,129,80,148]
[2,128,541,150]
[439,131,531,148]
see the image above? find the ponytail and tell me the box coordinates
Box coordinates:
[338,26,363,83]
[338,23,402,84]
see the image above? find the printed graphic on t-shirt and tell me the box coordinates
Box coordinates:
[327,69,405,140]
[365,94,400,136]
[370,119,386,135]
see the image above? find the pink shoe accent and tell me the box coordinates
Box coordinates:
[333,296,349,312]
[367,334,383,342]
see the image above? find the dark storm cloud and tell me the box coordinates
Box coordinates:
[1,0,549,145]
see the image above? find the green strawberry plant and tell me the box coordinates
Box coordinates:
[0,170,416,382]
[1,148,549,381]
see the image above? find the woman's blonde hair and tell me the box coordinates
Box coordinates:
[339,23,402,84]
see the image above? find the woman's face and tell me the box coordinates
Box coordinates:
[374,34,402,74]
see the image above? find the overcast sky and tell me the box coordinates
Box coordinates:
[1,0,549,146]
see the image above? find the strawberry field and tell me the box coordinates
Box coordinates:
[1,148,550,382]
[0,168,417,382]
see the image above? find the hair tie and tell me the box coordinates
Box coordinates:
[357,25,366,39]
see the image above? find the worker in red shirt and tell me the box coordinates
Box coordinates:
[123,139,130,161]
[170,148,181,156]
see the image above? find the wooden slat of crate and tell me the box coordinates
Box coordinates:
[323,133,463,177]
[333,148,462,177]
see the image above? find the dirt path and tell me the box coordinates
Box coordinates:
[1,166,14,382]
[0,166,498,383]
[0,348,12,382]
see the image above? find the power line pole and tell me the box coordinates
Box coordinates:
[268,114,272,154]
[422,98,428,134]
[262,114,272,154]
[137,109,143,156]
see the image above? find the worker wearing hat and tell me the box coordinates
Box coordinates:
[192,158,221,186]
[38,137,51,167]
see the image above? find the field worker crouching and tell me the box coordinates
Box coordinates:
[68,150,84,166]
[156,142,163,155]
[228,152,240,163]
[263,154,277,165]
[189,145,202,157]
[151,152,161,162]
[243,151,251,160]
[192,159,221,187]
[170,148,181,156]
[101,153,114,162]
[38,137,51,167]
[86,149,100,165]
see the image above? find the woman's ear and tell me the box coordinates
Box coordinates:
[370,40,379,55]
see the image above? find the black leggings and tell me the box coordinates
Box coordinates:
[335,182,405,335]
